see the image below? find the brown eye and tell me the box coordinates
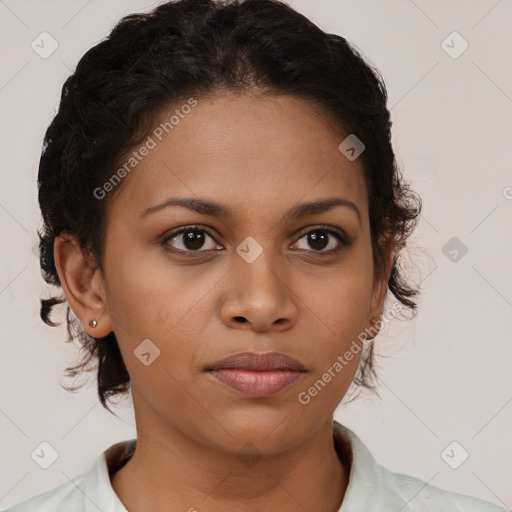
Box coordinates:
[293,226,350,254]
[180,229,207,250]
[162,226,221,254]
[305,231,329,251]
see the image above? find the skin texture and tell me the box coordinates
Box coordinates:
[54,93,393,512]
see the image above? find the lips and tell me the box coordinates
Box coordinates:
[205,351,306,372]
[205,352,306,398]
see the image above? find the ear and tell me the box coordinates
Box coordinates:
[367,240,394,334]
[53,234,113,338]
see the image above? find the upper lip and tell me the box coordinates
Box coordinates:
[206,351,307,372]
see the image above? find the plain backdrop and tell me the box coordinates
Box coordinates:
[1,0,511,509]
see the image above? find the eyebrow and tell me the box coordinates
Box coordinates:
[140,197,361,224]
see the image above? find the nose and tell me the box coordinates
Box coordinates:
[219,244,299,333]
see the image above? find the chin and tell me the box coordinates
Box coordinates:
[198,408,308,454]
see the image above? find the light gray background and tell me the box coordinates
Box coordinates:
[1,0,511,509]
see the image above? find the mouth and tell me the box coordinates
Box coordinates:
[204,351,307,398]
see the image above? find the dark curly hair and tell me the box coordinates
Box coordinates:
[36,0,422,414]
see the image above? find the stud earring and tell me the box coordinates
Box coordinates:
[89,319,98,328]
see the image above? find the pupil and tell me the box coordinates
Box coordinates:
[309,231,328,250]
[184,230,205,250]
[181,230,330,251]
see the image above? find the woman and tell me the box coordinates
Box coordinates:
[6,0,506,510]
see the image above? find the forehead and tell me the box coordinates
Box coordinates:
[109,93,368,223]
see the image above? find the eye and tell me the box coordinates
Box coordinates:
[292,225,350,254]
[161,226,222,255]
[161,224,350,257]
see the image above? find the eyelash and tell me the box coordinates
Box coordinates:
[160,224,350,257]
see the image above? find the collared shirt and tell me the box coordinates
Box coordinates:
[5,421,506,511]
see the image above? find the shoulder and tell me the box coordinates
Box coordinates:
[4,439,135,512]
[333,421,507,512]
[378,467,507,511]
[4,477,85,511]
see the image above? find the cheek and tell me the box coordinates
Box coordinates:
[308,247,374,343]
[298,245,374,397]
[104,240,211,336]
[103,253,222,385]
[296,290,370,417]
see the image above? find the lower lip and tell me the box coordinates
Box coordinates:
[207,369,303,397]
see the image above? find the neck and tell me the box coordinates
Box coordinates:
[111,399,349,512]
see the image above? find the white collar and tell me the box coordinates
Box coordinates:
[72,420,504,512]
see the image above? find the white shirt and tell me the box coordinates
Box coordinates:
[5,421,506,511]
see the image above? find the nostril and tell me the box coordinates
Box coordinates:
[234,316,247,323]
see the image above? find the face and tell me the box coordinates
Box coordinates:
[59,92,390,456]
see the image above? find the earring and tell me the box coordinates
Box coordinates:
[89,319,98,328]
